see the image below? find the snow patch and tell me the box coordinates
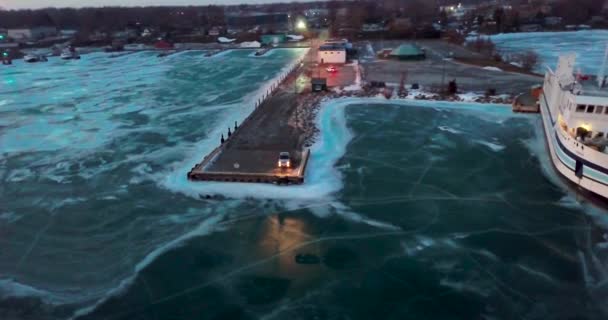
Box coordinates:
[457,92,483,102]
[342,60,362,92]
[240,41,261,48]
[474,139,506,152]
[438,126,463,135]
[483,66,503,72]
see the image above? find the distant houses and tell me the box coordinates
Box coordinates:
[7,26,57,42]
[208,27,221,37]
[225,12,289,34]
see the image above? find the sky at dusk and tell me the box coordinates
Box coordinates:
[0,0,290,9]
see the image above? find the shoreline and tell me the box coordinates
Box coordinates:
[298,89,518,149]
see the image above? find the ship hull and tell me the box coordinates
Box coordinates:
[540,94,608,201]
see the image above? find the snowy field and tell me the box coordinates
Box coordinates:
[490,30,608,73]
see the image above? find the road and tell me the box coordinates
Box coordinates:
[359,39,541,94]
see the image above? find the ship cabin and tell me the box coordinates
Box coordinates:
[543,53,608,152]
[554,77,608,152]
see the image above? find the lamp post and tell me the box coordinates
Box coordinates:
[294,19,307,137]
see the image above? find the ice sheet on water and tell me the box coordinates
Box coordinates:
[491,30,608,73]
[0,212,21,223]
[438,126,463,135]
[0,279,56,303]
[0,48,311,316]
[70,212,228,320]
[474,139,506,152]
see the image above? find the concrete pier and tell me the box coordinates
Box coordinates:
[188,45,316,185]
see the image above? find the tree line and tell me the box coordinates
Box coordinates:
[0,6,228,32]
[0,0,603,34]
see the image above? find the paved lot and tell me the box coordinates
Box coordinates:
[205,82,306,175]
[358,39,541,94]
[312,63,357,88]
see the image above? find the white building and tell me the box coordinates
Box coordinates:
[317,45,346,64]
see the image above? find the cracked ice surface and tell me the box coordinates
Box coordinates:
[0,48,309,313]
[3,47,608,320]
[490,30,608,73]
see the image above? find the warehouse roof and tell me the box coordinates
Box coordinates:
[319,44,346,51]
[390,44,424,57]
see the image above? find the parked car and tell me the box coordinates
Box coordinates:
[277,152,291,168]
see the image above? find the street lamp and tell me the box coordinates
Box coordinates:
[296,20,307,31]
[294,19,308,139]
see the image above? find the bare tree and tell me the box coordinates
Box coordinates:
[520,50,539,72]
[506,50,540,72]
[465,36,497,57]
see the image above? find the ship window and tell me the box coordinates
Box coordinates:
[605,107,608,114]
[576,104,586,112]
[587,105,595,113]
[596,106,604,114]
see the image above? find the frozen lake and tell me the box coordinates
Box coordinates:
[491,30,608,73]
[0,48,308,316]
[2,45,608,320]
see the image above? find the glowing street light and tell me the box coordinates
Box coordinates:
[296,20,307,31]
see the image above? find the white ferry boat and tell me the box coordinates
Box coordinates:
[541,52,608,199]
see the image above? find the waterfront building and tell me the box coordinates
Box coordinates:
[317,44,346,64]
